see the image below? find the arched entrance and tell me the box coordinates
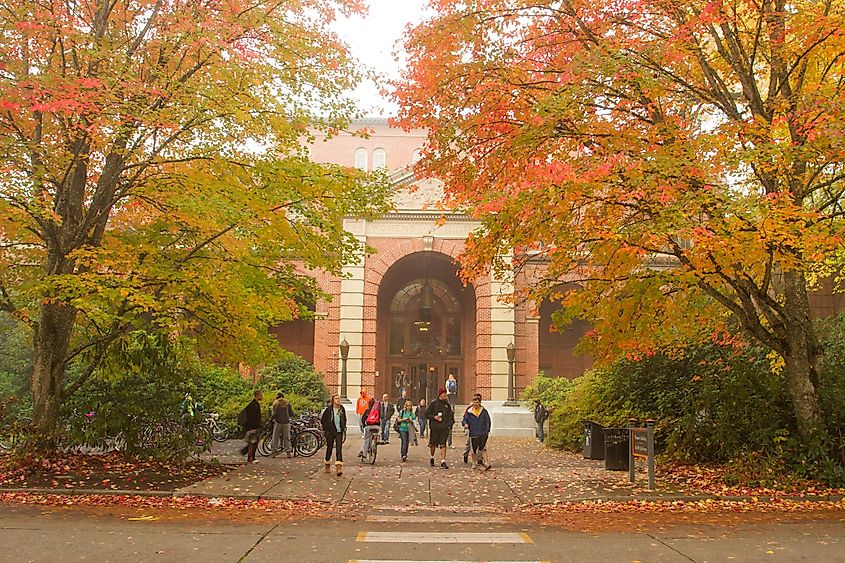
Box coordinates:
[376,252,476,405]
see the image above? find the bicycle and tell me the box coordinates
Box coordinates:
[201,412,230,442]
[360,427,379,465]
[258,420,321,457]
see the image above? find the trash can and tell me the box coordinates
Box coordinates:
[603,427,630,471]
[582,420,606,460]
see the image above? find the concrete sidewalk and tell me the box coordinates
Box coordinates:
[181,436,678,506]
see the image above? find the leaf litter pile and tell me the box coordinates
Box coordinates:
[0,492,362,523]
[0,451,229,491]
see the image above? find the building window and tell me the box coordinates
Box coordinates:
[373,148,386,170]
[354,148,368,171]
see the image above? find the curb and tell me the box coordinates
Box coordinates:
[0,487,174,498]
[1,487,842,505]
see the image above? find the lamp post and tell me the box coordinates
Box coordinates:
[339,338,350,402]
[504,342,518,406]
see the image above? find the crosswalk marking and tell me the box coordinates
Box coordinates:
[355,532,532,544]
[365,515,509,524]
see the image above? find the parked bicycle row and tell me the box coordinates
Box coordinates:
[0,410,230,455]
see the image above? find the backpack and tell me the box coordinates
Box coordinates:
[447,379,457,393]
[365,402,381,425]
[237,406,248,428]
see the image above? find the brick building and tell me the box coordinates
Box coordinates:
[268,118,589,421]
[271,118,845,418]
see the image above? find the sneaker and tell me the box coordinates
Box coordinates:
[440,461,449,469]
[251,459,260,464]
[484,463,492,471]
[402,456,407,462]
[429,457,435,467]
[463,452,469,464]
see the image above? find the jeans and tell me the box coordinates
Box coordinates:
[418,418,427,437]
[325,432,343,463]
[399,429,410,458]
[380,419,390,442]
[537,420,545,443]
[361,425,379,455]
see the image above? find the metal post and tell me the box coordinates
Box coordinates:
[339,338,350,402]
[628,418,637,483]
[504,343,518,406]
[646,419,656,490]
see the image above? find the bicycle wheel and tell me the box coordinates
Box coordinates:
[258,432,273,456]
[212,421,230,442]
[368,438,378,465]
[295,430,320,457]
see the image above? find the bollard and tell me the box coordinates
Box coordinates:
[646,419,655,490]
[628,418,637,483]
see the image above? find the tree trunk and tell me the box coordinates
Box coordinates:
[31,301,77,441]
[780,269,822,440]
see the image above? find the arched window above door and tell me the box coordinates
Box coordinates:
[390,279,461,314]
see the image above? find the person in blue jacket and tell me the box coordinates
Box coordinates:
[461,394,492,470]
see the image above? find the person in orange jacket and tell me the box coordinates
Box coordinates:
[356,388,370,435]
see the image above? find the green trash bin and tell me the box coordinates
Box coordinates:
[582,420,605,460]
[603,427,630,471]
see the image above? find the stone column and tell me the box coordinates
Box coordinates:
[339,219,367,397]
[488,255,515,402]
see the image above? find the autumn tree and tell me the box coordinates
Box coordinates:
[0,0,392,440]
[395,0,845,443]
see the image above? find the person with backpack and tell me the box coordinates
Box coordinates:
[462,394,492,470]
[534,400,550,443]
[240,390,263,463]
[445,375,458,447]
[379,393,395,444]
[358,397,380,459]
[396,400,416,462]
[271,393,295,457]
[426,387,455,469]
[321,394,347,476]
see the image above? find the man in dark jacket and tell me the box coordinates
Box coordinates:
[379,393,395,444]
[426,387,455,469]
[244,390,263,463]
[534,401,549,443]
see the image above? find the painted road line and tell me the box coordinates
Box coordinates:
[356,532,532,544]
[365,515,509,523]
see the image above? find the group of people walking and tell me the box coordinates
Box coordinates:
[347,383,492,470]
[242,376,493,475]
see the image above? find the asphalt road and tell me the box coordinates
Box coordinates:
[1,502,844,562]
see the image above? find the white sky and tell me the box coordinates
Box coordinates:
[332,0,430,117]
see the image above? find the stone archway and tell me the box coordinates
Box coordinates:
[360,238,485,401]
[375,252,476,405]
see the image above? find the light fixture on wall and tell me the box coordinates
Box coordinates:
[416,250,433,331]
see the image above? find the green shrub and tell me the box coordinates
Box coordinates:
[0,314,33,419]
[257,352,330,413]
[519,374,574,409]
[542,325,845,485]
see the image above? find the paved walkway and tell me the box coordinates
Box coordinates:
[184,436,669,506]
